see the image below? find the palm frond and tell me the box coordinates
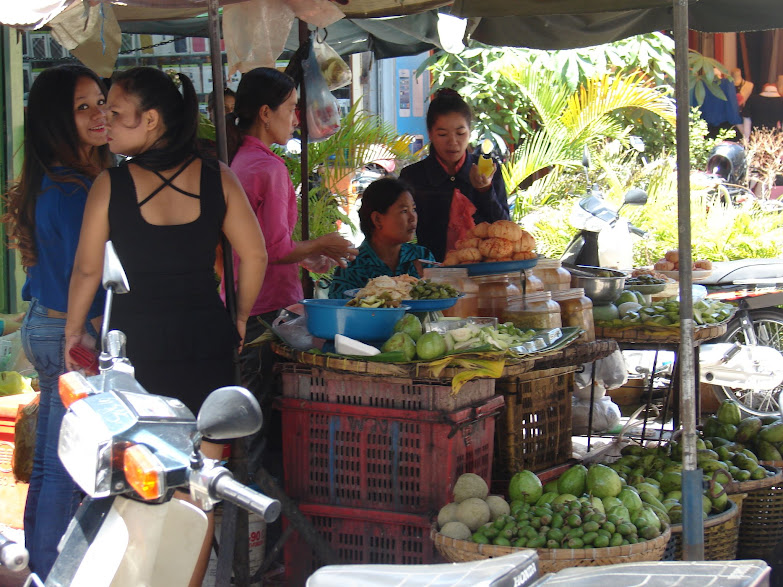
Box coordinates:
[502,130,574,194]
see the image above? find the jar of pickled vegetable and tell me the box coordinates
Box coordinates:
[471,273,521,320]
[530,258,572,291]
[501,291,562,330]
[551,287,594,341]
[422,267,478,317]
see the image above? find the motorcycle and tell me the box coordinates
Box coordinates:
[23,241,281,587]
[701,257,783,417]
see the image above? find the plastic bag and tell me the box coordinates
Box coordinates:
[13,394,39,483]
[223,0,295,75]
[303,42,341,142]
[574,350,628,390]
[573,381,606,401]
[313,37,351,91]
[572,396,621,435]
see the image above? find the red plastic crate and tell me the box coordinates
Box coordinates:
[283,504,440,586]
[280,395,504,514]
[279,363,496,411]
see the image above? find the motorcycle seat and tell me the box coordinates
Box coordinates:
[699,257,783,285]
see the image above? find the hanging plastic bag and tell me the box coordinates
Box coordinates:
[572,396,621,435]
[303,40,341,142]
[13,394,39,483]
[313,37,351,91]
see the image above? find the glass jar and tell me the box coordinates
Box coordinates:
[501,291,562,330]
[471,273,522,321]
[530,258,572,292]
[551,288,595,342]
[422,267,479,318]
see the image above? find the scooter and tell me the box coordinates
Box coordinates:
[23,241,281,587]
[701,257,783,416]
[561,148,648,269]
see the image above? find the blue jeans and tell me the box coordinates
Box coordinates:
[21,299,93,579]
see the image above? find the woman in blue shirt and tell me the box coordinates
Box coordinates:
[329,177,435,298]
[2,64,111,579]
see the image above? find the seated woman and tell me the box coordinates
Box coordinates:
[329,177,435,298]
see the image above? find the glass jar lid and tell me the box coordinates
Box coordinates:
[508,291,553,304]
[551,288,586,302]
[533,257,563,270]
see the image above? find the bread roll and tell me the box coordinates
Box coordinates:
[472,222,491,239]
[654,260,675,271]
[478,237,513,259]
[455,237,481,250]
[664,249,679,264]
[512,251,537,261]
[488,220,524,242]
[457,247,482,263]
[443,251,461,266]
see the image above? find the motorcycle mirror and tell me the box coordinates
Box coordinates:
[100,241,130,356]
[581,145,591,170]
[103,241,130,294]
[197,386,262,440]
[622,188,648,206]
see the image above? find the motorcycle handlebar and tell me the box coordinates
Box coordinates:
[0,533,29,573]
[629,224,647,237]
[210,470,282,523]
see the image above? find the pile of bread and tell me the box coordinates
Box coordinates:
[443,220,536,266]
[653,249,713,272]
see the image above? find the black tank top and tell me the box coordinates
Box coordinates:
[107,157,237,361]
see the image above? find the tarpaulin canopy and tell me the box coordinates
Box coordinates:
[0,0,449,29]
[451,0,783,49]
[118,12,443,59]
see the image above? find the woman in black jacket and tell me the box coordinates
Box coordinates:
[400,89,510,262]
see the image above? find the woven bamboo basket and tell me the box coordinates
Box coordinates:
[733,462,783,560]
[430,524,671,574]
[664,495,743,561]
[594,322,728,343]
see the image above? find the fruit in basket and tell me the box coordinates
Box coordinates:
[453,473,489,502]
[557,464,587,497]
[717,400,742,426]
[509,470,543,504]
[393,313,423,342]
[416,332,447,361]
[439,521,473,540]
[485,495,511,521]
[586,464,622,499]
[381,332,416,361]
[437,502,459,527]
[456,497,491,531]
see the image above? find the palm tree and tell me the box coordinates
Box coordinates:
[497,66,676,220]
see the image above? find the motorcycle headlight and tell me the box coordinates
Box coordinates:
[58,400,114,497]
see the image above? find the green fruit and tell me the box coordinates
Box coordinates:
[593,303,620,322]
[552,493,579,505]
[618,487,643,513]
[756,440,783,462]
[594,534,610,548]
[760,423,783,444]
[493,536,511,546]
[659,471,682,494]
[416,331,446,360]
[536,492,559,506]
[508,471,544,504]
[557,464,588,497]
[381,332,416,361]
[610,533,624,547]
[472,532,490,544]
[392,313,423,342]
[634,482,661,500]
[717,400,742,426]
[587,464,623,499]
[527,535,546,548]
[513,537,527,548]
[543,479,559,494]
[736,417,763,444]
[752,466,770,481]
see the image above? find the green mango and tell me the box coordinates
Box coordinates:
[751,466,770,481]
[621,444,645,456]
[659,471,683,494]
[639,491,667,513]
[735,417,763,444]
[543,479,559,494]
[699,459,728,473]
[756,440,783,462]
[697,449,719,461]
[759,422,783,444]
[717,401,742,426]
[634,482,661,500]
[557,464,588,497]
[760,415,781,426]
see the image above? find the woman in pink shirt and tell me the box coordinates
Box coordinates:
[226,66,357,480]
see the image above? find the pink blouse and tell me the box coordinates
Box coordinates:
[230,135,302,315]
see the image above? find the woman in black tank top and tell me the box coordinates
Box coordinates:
[64,67,267,586]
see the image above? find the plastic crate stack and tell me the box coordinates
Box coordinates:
[278,363,504,585]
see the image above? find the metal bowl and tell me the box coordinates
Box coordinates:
[569,266,626,304]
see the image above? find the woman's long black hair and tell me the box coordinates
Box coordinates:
[3,64,111,267]
[111,67,200,171]
[225,67,296,163]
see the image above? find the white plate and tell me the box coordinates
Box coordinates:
[658,269,713,282]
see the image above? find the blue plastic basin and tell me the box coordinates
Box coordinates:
[300,299,410,341]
